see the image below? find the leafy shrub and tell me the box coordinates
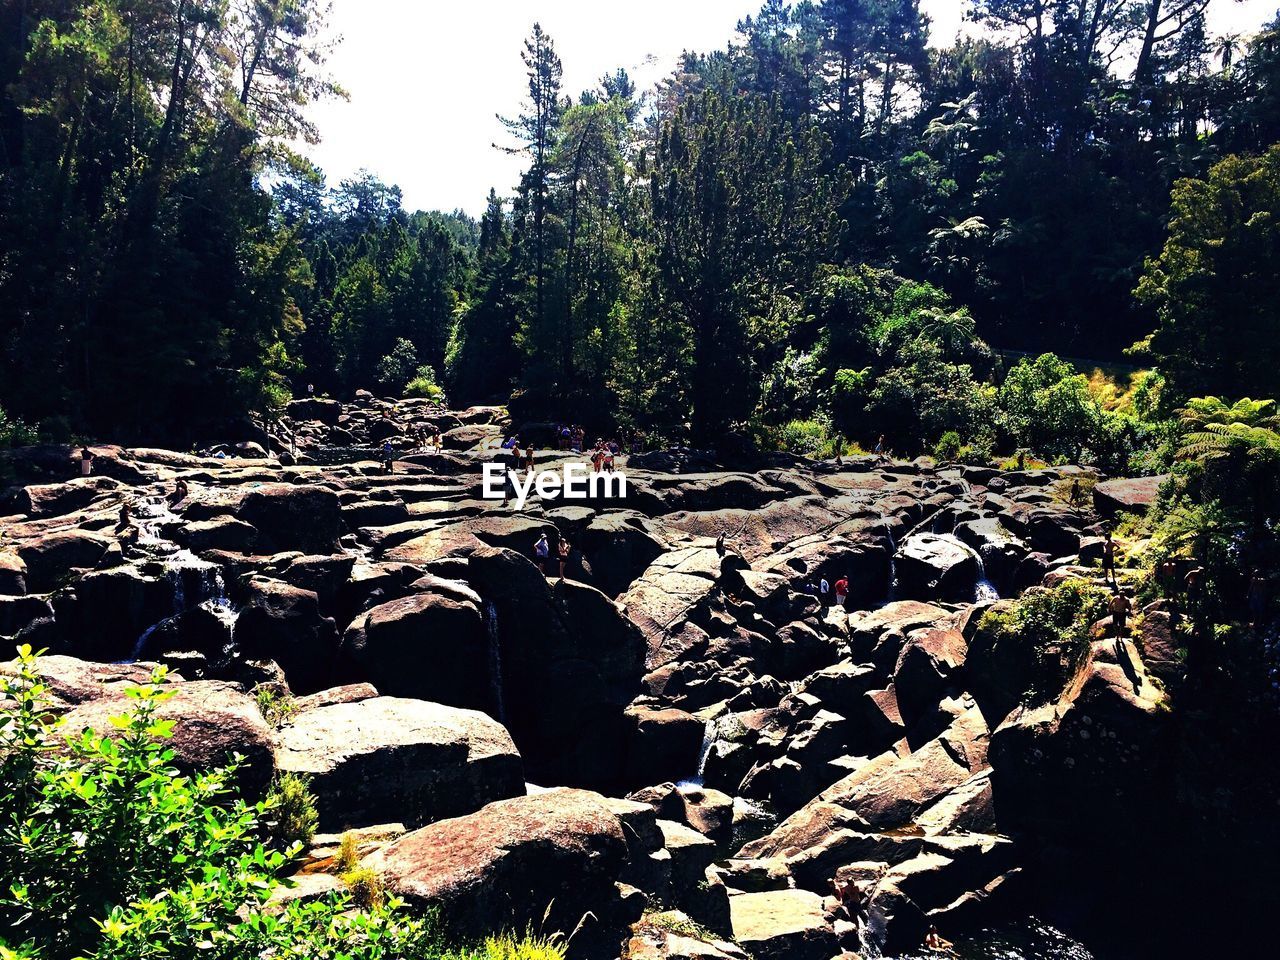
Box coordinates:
[978,581,1110,703]
[376,338,420,391]
[0,405,37,448]
[342,867,385,911]
[933,430,962,462]
[253,683,296,728]
[778,418,829,457]
[264,772,319,850]
[405,364,445,402]
[0,646,561,960]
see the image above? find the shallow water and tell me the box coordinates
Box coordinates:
[895,919,1093,960]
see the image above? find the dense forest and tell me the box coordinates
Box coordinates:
[2,0,1280,457]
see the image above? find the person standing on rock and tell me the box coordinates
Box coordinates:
[534,533,550,574]
[834,575,849,609]
[1110,587,1132,639]
[819,576,830,606]
[716,532,726,558]
[1102,526,1117,583]
[557,536,571,581]
[381,441,395,475]
[79,447,95,477]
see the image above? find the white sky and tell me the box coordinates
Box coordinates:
[301,0,1278,215]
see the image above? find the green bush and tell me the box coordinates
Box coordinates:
[264,772,319,850]
[933,430,962,462]
[253,683,297,728]
[0,646,562,960]
[0,405,37,448]
[778,418,830,457]
[978,581,1110,703]
[405,364,446,402]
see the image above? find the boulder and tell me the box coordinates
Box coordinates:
[728,890,838,960]
[234,577,340,694]
[234,483,341,555]
[365,788,632,958]
[275,696,522,830]
[1094,476,1166,518]
[625,705,708,788]
[894,534,977,603]
[466,547,646,790]
[176,516,259,553]
[0,594,53,637]
[893,628,968,723]
[17,530,113,592]
[0,552,27,595]
[287,397,342,425]
[342,585,494,714]
[60,677,275,796]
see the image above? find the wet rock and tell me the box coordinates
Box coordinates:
[275,696,522,830]
[624,705,707,788]
[466,547,646,790]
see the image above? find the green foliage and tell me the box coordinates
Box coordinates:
[405,365,446,402]
[335,831,362,874]
[978,581,1111,703]
[0,646,556,960]
[1137,146,1280,402]
[264,773,319,852]
[778,419,831,457]
[998,354,1100,462]
[376,339,421,392]
[0,407,38,449]
[933,430,962,462]
[341,867,385,912]
[253,684,297,729]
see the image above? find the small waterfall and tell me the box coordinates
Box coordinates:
[940,533,1001,603]
[881,512,900,604]
[679,717,719,788]
[484,600,505,724]
[127,497,240,663]
[974,543,1001,602]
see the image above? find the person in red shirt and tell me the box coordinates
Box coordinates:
[834,575,850,609]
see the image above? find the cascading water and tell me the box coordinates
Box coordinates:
[881,511,900,603]
[678,717,720,789]
[934,532,1001,603]
[127,496,240,663]
[484,599,505,723]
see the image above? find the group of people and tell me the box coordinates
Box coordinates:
[533,531,572,581]
[590,440,618,473]
[801,574,852,609]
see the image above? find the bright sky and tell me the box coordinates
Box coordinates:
[302,0,1278,216]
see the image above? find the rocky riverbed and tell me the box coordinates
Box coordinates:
[0,394,1183,959]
